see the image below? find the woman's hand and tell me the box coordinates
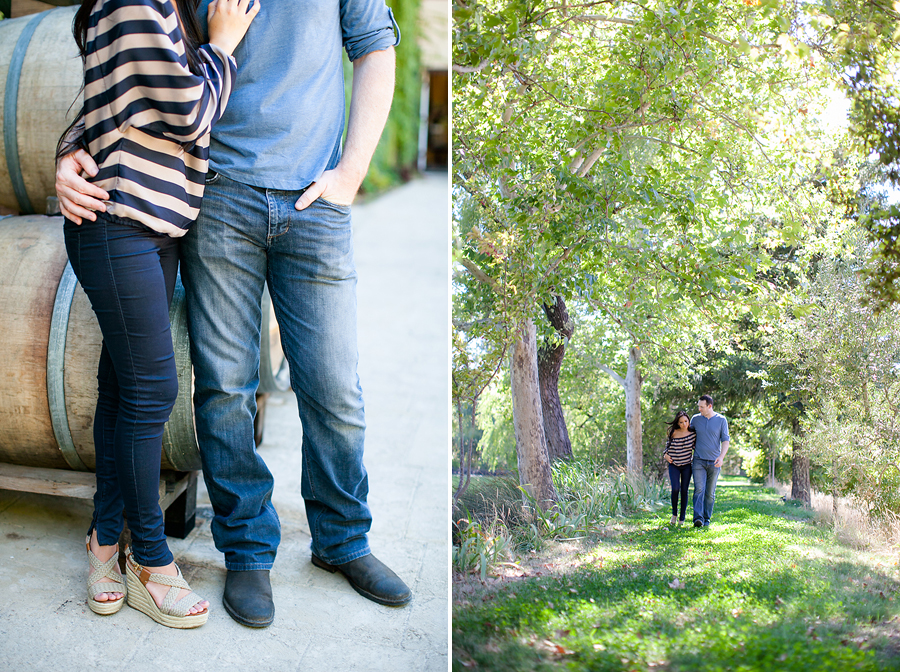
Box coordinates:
[208,0,260,56]
[664,454,673,464]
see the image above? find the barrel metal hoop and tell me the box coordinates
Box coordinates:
[47,262,89,471]
[161,275,201,472]
[4,9,53,215]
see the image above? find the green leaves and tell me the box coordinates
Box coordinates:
[453,0,873,478]
[791,303,816,318]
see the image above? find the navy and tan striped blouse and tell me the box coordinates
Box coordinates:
[665,432,696,467]
[83,0,235,236]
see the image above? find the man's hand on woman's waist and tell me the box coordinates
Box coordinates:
[56,150,108,224]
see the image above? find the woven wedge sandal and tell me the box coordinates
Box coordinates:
[86,538,126,615]
[125,551,209,629]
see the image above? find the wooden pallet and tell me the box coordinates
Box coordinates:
[0,462,199,538]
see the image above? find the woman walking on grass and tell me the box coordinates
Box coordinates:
[58,0,258,628]
[664,411,696,525]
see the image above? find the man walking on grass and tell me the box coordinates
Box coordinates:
[691,395,730,527]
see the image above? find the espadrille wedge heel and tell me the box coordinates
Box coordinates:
[86,537,126,615]
[125,551,208,629]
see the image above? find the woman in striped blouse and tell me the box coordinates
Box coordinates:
[664,411,696,525]
[57,0,258,628]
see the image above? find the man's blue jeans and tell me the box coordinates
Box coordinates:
[692,459,720,526]
[180,171,372,571]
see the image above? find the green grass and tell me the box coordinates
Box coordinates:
[453,477,900,671]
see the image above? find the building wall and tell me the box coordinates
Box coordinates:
[419,0,448,70]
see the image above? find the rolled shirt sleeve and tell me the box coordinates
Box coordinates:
[719,417,730,444]
[205,0,399,190]
[340,0,400,62]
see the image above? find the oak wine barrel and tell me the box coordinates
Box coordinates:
[0,6,82,214]
[0,214,201,471]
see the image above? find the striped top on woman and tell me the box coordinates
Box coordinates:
[665,432,696,467]
[82,0,235,236]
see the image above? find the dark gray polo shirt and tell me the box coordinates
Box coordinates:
[690,412,730,461]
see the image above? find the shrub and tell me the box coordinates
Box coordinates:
[452,462,668,577]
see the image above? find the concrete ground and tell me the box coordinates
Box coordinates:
[0,173,449,671]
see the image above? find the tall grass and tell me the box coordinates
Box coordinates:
[452,461,668,576]
[770,479,900,554]
[552,460,668,519]
[452,516,512,582]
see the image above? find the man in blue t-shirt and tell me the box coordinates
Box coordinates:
[690,394,730,527]
[57,0,410,627]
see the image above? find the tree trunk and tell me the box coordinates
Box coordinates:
[599,345,643,475]
[510,318,558,510]
[832,458,839,531]
[790,416,811,505]
[624,346,643,476]
[452,398,476,507]
[537,295,574,461]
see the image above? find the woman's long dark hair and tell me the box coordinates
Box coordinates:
[57,0,205,160]
[667,411,695,441]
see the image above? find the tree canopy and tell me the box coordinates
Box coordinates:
[452,0,900,514]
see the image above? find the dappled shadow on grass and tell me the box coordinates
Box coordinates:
[453,477,900,672]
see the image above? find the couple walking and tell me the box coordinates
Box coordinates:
[55,0,410,629]
[663,395,731,528]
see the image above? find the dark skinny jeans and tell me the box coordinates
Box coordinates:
[668,462,692,521]
[64,213,178,567]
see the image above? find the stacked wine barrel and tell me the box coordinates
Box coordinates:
[0,8,288,475]
[0,7,82,213]
[0,215,202,470]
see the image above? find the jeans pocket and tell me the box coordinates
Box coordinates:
[205,170,221,185]
[317,197,352,214]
